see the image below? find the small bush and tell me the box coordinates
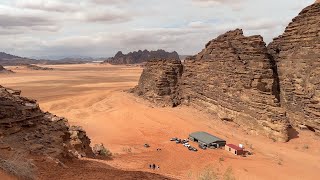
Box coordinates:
[249,144,254,150]
[0,153,37,180]
[93,143,112,157]
[100,147,112,157]
[122,147,132,153]
[198,166,218,180]
[223,167,236,180]
[303,145,309,149]
[219,157,225,163]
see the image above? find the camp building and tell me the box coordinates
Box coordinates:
[189,131,226,148]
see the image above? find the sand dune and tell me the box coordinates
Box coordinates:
[1,64,319,180]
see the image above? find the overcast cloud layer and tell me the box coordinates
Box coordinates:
[0,0,315,59]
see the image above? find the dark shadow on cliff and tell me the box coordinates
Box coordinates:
[267,53,281,102]
[288,127,299,140]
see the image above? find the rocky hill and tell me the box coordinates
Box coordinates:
[105,50,180,64]
[131,58,183,107]
[268,2,320,135]
[180,29,289,142]
[0,65,14,74]
[132,3,320,141]
[0,85,93,160]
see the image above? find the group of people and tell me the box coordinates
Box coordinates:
[149,164,160,170]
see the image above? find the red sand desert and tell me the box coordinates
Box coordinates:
[1,64,319,180]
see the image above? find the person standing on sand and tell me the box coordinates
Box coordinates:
[152,164,156,170]
[149,164,152,169]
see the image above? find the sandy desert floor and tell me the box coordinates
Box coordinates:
[0,64,319,180]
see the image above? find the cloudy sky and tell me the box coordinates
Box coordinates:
[0,0,315,59]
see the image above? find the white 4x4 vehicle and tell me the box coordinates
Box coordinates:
[183,143,191,147]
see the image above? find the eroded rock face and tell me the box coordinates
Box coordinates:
[0,85,93,159]
[268,3,320,134]
[105,49,180,65]
[180,29,289,142]
[131,59,183,107]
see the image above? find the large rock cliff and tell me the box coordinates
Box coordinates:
[105,49,180,65]
[0,85,93,159]
[268,3,320,134]
[132,3,320,141]
[131,59,183,107]
[180,29,289,142]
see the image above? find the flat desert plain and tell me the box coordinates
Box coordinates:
[1,64,319,180]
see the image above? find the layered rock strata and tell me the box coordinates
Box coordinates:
[0,85,93,159]
[180,29,289,142]
[268,3,320,134]
[131,59,183,107]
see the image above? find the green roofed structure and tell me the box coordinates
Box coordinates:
[189,131,226,148]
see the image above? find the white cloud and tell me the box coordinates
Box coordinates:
[0,0,316,58]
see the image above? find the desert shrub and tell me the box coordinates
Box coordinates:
[219,157,225,163]
[198,166,218,180]
[303,145,309,149]
[0,153,37,180]
[99,147,112,157]
[223,167,236,180]
[93,143,112,157]
[122,147,132,153]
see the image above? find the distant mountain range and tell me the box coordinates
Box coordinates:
[0,52,95,66]
[104,49,180,65]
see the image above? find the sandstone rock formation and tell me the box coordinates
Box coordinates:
[180,29,289,142]
[131,58,183,107]
[0,85,93,159]
[0,65,13,74]
[268,3,320,135]
[105,49,180,65]
[132,3,320,141]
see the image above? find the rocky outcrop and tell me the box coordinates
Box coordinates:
[131,59,183,107]
[23,64,54,70]
[0,85,93,159]
[132,30,290,141]
[268,3,320,134]
[0,65,13,74]
[180,29,289,142]
[105,49,180,65]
